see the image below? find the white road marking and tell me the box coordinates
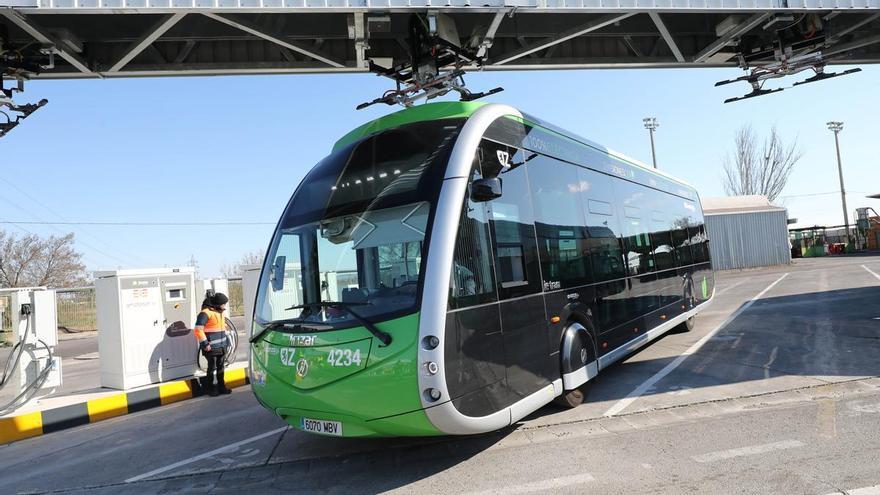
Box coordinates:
[603,273,789,417]
[691,439,805,463]
[825,485,880,495]
[862,265,880,281]
[715,279,746,296]
[465,473,595,495]
[125,426,288,483]
[846,485,880,495]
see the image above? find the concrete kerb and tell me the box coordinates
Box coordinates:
[0,365,250,445]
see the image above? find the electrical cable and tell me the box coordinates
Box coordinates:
[0,309,56,415]
[0,339,53,415]
[0,311,29,390]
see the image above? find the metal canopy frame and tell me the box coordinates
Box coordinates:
[1,3,878,79]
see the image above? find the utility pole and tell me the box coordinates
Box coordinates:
[643,117,659,169]
[826,121,850,242]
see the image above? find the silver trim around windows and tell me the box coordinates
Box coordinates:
[417,102,714,435]
[417,103,525,434]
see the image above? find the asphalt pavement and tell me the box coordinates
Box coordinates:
[1,255,879,494]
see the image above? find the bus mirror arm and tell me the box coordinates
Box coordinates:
[470,177,502,203]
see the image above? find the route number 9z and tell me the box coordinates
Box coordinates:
[327,348,361,367]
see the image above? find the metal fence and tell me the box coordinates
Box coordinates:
[56,288,97,332]
[1,292,11,344]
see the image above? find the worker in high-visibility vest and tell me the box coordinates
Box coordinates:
[194,292,231,396]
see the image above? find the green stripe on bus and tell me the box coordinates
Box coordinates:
[331,101,487,153]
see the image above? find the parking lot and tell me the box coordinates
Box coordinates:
[2,255,880,494]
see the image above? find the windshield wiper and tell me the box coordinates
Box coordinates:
[285,302,392,347]
[249,318,304,344]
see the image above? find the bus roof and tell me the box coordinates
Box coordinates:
[332,101,487,153]
[332,102,693,191]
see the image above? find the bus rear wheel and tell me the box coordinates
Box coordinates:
[554,382,591,409]
[676,316,696,333]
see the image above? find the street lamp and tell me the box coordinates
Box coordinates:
[643,117,659,169]
[826,121,850,242]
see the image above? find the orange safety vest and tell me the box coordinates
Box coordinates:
[194,308,225,345]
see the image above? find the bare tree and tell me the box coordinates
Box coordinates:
[723,125,803,202]
[220,250,264,279]
[0,231,87,288]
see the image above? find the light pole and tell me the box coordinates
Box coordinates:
[826,121,850,242]
[643,117,659,169]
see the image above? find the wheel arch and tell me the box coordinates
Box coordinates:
[558,306,600,391]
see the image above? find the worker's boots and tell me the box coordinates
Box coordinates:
[217,371,232,395]
[200,376,217,396]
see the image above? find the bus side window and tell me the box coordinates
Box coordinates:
[614,179,656,276]
[449,174,498,310]
[650,211,676,272]
[578,168,626,283]
[528,155,591,289]
[487,149,542,299]
[672,200,695,266]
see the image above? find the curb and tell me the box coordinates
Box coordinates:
[0,367,250,445]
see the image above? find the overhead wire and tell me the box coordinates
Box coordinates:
[0,176,155,266]
[0,194,141,267]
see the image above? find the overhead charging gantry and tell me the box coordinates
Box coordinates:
[0,23,50,137]
[356,13,505,109]
[1,2,879,133]
[713,13,864,103]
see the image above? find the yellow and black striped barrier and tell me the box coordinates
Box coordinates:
[0,367,249,445]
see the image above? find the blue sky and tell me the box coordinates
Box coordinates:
[2,65,878,277]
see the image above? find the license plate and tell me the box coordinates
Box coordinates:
[300,417,343,436]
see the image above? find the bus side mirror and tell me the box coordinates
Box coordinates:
[471,177,502,202]
[271,256,286,291]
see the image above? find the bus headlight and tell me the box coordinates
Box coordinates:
[425,388,442,402]
[422,335,440,350]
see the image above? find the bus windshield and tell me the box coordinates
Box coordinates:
[256,120,463,328]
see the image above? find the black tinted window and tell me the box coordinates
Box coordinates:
[529,156,591,289]
[449,170,498,310]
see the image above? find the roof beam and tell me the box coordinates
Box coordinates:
[828,12,880,43]
[648,12,684,62]
[693,13,771,63]
[823,32,880,57]
[621,35,644,58]
[202,13,346,68]
[0,10,92,74]
[492,13,635,66]
[173,40,197,64]
[476,11,508,59]
[108,13,185,73]
[353,12,367,69]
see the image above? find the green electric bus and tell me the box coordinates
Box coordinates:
[249,101,714,437]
